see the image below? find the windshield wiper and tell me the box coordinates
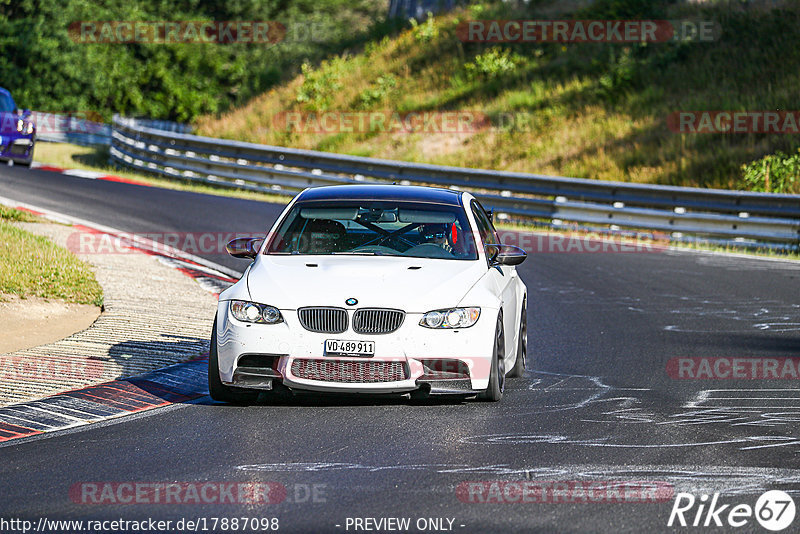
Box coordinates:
[332,251,384,256]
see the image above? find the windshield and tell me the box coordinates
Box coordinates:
[0,92,15,113]
[267,200,478,260]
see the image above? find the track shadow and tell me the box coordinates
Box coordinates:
[195,388,474,408]
[105,334,209,369]
[98,335,211,405]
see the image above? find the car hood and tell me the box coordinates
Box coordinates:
[246,255,485,312]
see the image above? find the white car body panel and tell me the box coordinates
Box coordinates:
[214,186,527,397]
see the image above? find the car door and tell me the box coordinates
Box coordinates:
[470,200,518,361]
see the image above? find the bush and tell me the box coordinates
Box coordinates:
[597,46,639,98]
[464,47,523,81]
[741,150,800,194]
[357,74,397,108]
[409,12,439,43]
[295,61,344,111]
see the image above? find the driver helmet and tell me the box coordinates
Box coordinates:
[420,223,449,242]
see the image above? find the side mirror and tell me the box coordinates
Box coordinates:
[485,244,527,266]
[226,237,264,259]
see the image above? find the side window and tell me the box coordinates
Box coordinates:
[470,200,499,246]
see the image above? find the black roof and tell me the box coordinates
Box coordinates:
[297,184,463,206]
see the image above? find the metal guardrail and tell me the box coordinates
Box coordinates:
[32,113,191,146]
[110,115,800,246]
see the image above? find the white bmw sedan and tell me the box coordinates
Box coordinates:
[210,184,527,403]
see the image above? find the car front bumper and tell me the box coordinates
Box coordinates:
[215,304,497,395]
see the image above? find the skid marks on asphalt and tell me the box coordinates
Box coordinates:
[533,277,800,333]
[473,371,800,452]
[229,374,800,498]
[234,461,800,498]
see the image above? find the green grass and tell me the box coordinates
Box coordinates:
[0,206,44,223]
[0,212,103,306]
[194,0,800,193]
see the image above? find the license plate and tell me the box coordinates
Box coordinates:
[325,339,375,357]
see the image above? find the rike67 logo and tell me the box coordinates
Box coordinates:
[668,491,795,531]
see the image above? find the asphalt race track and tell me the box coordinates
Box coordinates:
[1,164,800,533]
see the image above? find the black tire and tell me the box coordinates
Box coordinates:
[478,312,505,402]
[508,299,527,378]
[208,318,258,404]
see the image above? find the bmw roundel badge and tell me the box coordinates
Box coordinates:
[345,298,358,306]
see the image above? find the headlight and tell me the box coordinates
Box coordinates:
[229,300,283,324]
[16,120,34,134]
[419,307,480,329]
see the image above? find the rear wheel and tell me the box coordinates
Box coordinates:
[208,318,258,404]
[508,299,527,378]
[478,313,505,402]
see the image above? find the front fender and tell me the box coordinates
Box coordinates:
[218,265,253,302]
[456,274,502,313]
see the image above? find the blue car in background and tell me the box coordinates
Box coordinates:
[0,87,35,167]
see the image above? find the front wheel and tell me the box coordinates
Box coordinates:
[478,313,505,402]
[208,318,259,404]
[508,299,527,378]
